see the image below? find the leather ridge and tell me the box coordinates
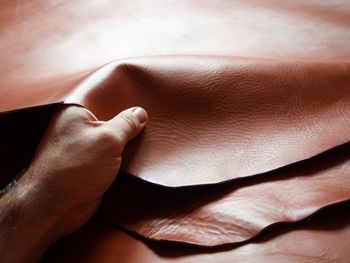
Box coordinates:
[63,56,350,186]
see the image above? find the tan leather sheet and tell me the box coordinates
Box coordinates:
[0,0,350,259]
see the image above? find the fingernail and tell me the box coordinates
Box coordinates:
[133,107,148,124]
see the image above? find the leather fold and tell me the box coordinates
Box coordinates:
[63,57,350,187]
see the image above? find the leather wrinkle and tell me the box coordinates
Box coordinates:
[120,201,350,252]
[41,202,350,263]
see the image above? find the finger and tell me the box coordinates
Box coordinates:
[105,107,148,147]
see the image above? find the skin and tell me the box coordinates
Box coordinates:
[0,105,148,263]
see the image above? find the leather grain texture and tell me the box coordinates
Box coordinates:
[0,0,350,259]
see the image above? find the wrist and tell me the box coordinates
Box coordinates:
[0,176,66,263]
[21,168,99,239]
[16,170,72,238]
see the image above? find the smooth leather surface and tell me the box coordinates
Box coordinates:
[0,0,350,259]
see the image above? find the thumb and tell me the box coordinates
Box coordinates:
[105,107,148,148]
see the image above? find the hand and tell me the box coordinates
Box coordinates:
[0,105,148,262]
[29,105,148,234]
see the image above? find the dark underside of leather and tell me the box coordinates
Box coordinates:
[1,0,350,262]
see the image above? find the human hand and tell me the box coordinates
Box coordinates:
[27,105,148,236]
[0,105,148,263]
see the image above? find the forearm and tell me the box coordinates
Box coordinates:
[0,176,62,263]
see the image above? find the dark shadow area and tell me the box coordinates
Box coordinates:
[0,104,59,191]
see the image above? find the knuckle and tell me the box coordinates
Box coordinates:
[59,106,85,121]
[97,126,119,144]
[89,126,124,154]
[54,106,96,131]
[119,113,137,132]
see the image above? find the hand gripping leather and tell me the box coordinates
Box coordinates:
[64,57,350,186]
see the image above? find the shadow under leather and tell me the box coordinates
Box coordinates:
[96,141,350,247]
[0,103,59,192]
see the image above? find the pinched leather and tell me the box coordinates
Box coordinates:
[64,57,350,186]
[0,0,350,259]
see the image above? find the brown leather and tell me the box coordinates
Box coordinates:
[42,203,350,263]
[1,0,350,260]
